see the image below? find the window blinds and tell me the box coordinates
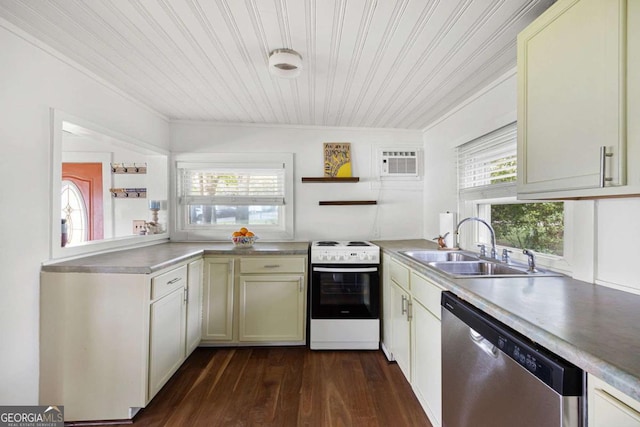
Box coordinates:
[457,123,517,192]
[178,163,285,206]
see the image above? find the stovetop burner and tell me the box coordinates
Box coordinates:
[347,241,370,246]
[316,241,339,246]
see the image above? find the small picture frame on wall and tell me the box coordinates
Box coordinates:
[323,143,352,177]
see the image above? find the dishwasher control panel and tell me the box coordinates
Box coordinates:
[495,333,551,383]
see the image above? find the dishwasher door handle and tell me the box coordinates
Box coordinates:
[470,328,498,358]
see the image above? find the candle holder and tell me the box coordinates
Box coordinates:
[148,200,161,234]
[150,208,159,224]
[149,200,160,222]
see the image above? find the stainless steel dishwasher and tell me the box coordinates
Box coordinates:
[441,291,584,427]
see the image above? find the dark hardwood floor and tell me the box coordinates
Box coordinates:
[101,347,432,427]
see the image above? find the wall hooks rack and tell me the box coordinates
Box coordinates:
[110,188,147,198]
[111,163,147,174]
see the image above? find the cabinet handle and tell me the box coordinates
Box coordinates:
[299,278,303,293]
[167,277,182,285]
[599,146,614,187]
[407,301,413,322]
[183,287,188,304]
[401,295,407,315]
[263,264,281,269]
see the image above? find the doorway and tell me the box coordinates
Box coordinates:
[62,162,104,243]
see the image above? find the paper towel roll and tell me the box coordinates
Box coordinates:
[439,212,456,248]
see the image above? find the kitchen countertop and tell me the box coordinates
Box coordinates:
[373,239,640,401]
[41,241,310,274]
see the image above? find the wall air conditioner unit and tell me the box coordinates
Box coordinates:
[380,150,420,177]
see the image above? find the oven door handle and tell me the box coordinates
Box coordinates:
[313,267,378,273]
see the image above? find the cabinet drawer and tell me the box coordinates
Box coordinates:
[411,271,443,319]
[151,265,187,300]
[240,257,306,274]
[589,374,640,427]
[389,258,410,291]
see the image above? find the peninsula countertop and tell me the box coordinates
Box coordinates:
[374,239,640,402]
[41,241,310,274]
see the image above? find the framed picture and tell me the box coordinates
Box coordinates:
[323,143,352,177]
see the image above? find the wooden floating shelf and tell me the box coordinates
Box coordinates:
[301,177,360,183]
[319,200,377,206]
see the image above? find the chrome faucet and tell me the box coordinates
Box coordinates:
[455,217,498,259]
[523,249,538,273]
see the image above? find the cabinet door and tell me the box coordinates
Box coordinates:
[149,287,186,399]
[589,374,640,427]
[202,258,235,341]
[390,281,411,381]
[518,0,626,195]
[412,300,442,427]
[185,259,203,355]
[381,254,394,360]
[238,274,305,342]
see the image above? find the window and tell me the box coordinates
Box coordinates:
[174,153,294,240]
[485,202,564,256]
[457,123,565,259]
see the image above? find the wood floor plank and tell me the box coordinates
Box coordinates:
[100,347,431,427]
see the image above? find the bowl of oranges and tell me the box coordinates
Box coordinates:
[231,227,257,247]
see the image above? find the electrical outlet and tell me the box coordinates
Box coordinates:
[133,220,146,234]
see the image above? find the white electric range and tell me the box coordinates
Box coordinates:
[309,241,381,350]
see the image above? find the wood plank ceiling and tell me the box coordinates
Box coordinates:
[0,0,554,130]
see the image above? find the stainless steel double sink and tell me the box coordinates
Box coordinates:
[399,250,562,279]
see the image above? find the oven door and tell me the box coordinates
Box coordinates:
[311,264,379,319]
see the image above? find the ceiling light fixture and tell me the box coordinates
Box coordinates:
[269,48,303,79]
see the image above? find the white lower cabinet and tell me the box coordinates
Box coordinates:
[201,255,307,345]
[238,274,305,342]
[185,259,203,355]
[381,254,394,359]
[202,257,235,342]
[589,374,640,427]
[411,272,443,427]
[40,260,201,422]
[383,255,443,427]
[390,280,412,380]
[149,283,186,398]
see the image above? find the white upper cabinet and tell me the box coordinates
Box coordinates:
[517,0,634,198]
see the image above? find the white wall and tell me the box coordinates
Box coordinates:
[421,70,519,240]
[170,122,424,241]
[596,198,640,294]
[0,22,170,404]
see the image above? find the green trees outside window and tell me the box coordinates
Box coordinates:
[491,202,564,256]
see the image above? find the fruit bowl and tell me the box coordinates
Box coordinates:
[231,235,257,248]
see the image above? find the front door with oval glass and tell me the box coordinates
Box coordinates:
[61,163,104,246]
